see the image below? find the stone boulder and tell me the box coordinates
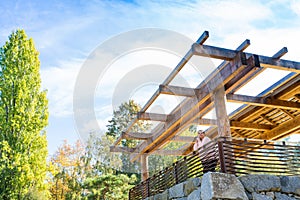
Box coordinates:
[201,172,248,200]
[280,176,300,196]
[184,177,201,196]
[239,174,281,193]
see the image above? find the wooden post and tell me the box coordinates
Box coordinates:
[213,87,231,137]
[141,154,149,181]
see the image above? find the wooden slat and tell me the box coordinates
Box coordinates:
[226,94,300,110]
[278,108,294,119]
[294,94,300,101]
[261,114,276,125]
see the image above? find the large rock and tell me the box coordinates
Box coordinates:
[144,196,154,200]
[280,176,300,196]
[201,172,248,200]
[275,192,296,200]
[169,182,185,199]
[252,192,273,200]
[239,174,281,193]
[161,189,169,200]
[184,177,201,196]
[187,188,201,200]
[153,193,162,200]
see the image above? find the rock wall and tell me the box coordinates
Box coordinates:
[143,172,300,200]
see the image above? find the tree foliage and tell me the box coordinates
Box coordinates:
[106,100,152,176]
[48,140,85,200]
[106,100,184,177]
[83,172,136,200]
[106,100,150,140]
[81,133,136,200]
[0,29,49,199]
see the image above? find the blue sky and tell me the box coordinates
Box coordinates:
[1,0,300,155]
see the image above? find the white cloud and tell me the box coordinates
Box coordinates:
[41,59,83,117]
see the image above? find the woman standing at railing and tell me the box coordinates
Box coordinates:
[193,130,218,174]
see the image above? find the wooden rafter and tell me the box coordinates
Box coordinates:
[226,94,300,110]
[137,112,168,122]
[193,44,300,72]
[256,115,300,140]
[159,84,196,97]
[230,121,274,131]
[123,132,152,140]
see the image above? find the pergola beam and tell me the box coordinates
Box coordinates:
[159,84,196,97]
[192,44,238,60]
[110,146,135,153]
[272,47,288,59]
[192,44,300,72]
[170,136,195,143]
[230,121,274,131]
[137,112,168,122]
[227,94,300,110]
[256,115,300,140]
[123,132,152,140]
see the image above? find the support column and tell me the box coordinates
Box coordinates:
[213,87,231,137]
[141,154,149,181]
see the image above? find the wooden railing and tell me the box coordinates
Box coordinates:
[129,137,300,200]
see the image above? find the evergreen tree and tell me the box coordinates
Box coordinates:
[0,29,49,199]
[106,100,151,176]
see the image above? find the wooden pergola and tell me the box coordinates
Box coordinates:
[110,31,300,181]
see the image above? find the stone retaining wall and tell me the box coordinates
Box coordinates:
[143,172,300,200]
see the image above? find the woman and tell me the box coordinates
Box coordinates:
[193,130,218,173]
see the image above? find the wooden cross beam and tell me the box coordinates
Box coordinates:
[192,43,300,72]
[226,94,300,111]
[256,114,300,140]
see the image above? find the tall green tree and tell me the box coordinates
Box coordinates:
[0,29,49,199]
[106,100,151,176]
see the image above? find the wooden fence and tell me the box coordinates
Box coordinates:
[129,137,300,200]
